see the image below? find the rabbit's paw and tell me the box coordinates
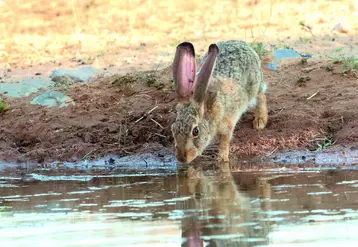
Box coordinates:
[253,113,268,130]
[253,93,268,130]
[217,155,229,164]
[253,111,268,130]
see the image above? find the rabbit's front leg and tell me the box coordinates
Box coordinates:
[217,113,240,163]
[218,132,232,163]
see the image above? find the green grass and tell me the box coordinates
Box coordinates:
[171,79,175,89]
[329,48,345,63]
[299,37,311,43]
[311,137,335,152]
[329,48,358,74]
[144,73,165,89]
[326,65,334,71]
[169,41,180,47]
[195,54,203,65]
[0,97,9,113]
[273,43,293,50]
[341,57,358,74]
[299,21,315,40]
[250,42,270,60]
[144,73,157,86]
[0,201,11,212]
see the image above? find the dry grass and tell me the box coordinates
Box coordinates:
[0,0,357,68]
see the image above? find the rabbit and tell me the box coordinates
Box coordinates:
[179,164,270,247]
[171,40,268,164]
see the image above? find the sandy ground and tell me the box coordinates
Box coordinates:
[0,0,358,163]
[1,0,358,68]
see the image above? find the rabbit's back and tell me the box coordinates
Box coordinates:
[209,40,263,85]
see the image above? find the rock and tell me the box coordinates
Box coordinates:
[30,90,75,108]
[267,49,302,71]
[301,66,316,73]
[50,66,98,82]
[296,76,311,87]
[0,78,54,98]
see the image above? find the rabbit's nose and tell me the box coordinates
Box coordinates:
[176,149,187,163]
[176,156,186,163]
[176,154,187,163]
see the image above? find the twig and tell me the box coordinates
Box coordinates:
[306,90,319,100]
[82,149,95,160]
[299,21,316,40]
[261,0,273,40]
[133,94,152,99]
[274,108,284,116]
[147,105,158,114]
[266,147,278,156]
[122,149,133,155]
[71,0,79,34]
[150,118,164,129]
[154,133,167,138]
[134,116,145,123]
[134,105,158,123]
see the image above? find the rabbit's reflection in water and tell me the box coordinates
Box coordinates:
[176,163,270,247]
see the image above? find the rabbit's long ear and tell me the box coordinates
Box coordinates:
[173,42,196,101]
[193,44,219,104]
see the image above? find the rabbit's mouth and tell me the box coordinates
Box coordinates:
[176,156,188,164]
[176,148,198,164]
[176,155,197,164]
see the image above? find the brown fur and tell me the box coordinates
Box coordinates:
[172,40,268,163]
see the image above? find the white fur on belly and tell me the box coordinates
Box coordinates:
[248,83,268,109]
[248,97,257,108]
[262,82,268,93]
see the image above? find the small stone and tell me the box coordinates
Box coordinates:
[301,67,315,73]
[30,90,75,108]
[296,76,311,87]
[0,78,54,98]
[84,133,92,143]
[267,49,302,71]
[50,66,98,82]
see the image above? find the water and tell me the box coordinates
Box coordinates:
[1,165,358,246]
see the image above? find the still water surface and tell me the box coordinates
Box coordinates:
[1,165,358,246]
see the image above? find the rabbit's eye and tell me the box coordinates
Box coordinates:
[192,126,199,137]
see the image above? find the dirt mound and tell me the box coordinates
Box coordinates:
[0,59,357,163]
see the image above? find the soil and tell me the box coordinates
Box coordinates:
[0,56,357,164]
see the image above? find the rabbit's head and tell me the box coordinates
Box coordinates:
[171,42,219,163]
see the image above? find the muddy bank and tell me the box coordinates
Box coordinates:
[0,57,358,164]
[1,146,358,181]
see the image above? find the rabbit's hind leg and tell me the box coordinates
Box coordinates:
[253,91,268,130]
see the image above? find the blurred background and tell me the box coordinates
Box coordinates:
[0,0,357,68]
